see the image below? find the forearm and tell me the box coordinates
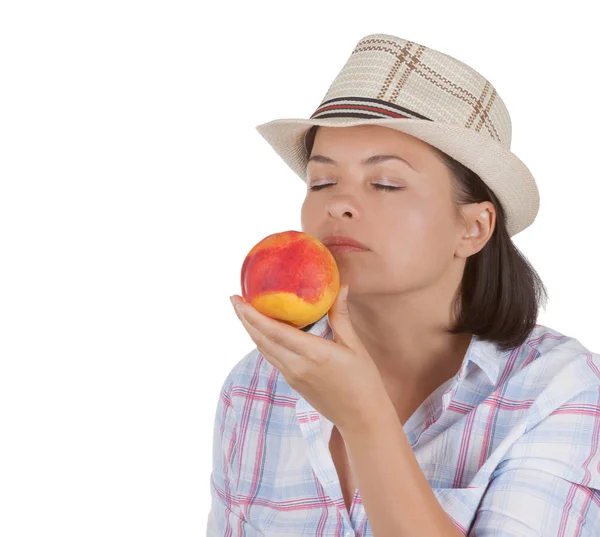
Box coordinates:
[339,398,464,537]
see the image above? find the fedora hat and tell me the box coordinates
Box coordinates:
[255,33,539,238]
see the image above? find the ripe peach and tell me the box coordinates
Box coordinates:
[240,230,340,329]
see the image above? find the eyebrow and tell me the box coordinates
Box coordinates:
[307,153,416,170]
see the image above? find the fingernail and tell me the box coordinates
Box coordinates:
[230,295,236,307]
[342,284,349,300]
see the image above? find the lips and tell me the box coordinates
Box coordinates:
[320,235,368,250]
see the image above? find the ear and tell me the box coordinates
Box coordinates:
[455,202,496,259]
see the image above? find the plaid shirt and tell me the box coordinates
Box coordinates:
[207,314,600,536]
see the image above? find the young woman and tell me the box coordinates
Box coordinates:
[208,33,600,537]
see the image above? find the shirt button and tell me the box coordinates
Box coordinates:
[344,532,353,537]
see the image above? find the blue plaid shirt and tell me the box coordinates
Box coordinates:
[207,316,600,536]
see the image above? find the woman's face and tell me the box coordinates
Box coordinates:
[300,124,468,296]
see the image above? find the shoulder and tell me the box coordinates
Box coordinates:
[217,348,279,400]
[510,323,600,393]
[481,324,600,430]
[523,323,597,361]
[503,323,600,432]
[216,314,331,408]
[494,325,600,489]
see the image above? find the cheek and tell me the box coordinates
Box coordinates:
[300,196,318,234]
[402,194,455,237]
[385,202,456,268]
[389,199,440,236]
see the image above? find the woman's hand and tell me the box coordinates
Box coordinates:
[230,285,390,434]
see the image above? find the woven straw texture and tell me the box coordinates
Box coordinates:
[256,33,539,238]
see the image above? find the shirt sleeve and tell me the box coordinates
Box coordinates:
[469,384,600,536]
[206,372,265,537]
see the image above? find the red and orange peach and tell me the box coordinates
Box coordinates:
[240,230,340,329]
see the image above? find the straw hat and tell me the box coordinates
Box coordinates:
[255,33,539,238]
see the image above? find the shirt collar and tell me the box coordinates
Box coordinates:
[457,334,501,386]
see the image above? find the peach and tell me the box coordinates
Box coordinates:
[240,230,340,329]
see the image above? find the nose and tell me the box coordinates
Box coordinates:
[324,183,362,219]
[327,195,358,219]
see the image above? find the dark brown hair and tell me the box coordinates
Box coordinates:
[304,125,548,351]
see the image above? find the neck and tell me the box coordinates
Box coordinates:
[346,275,473,401]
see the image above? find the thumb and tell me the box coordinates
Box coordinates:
[327,284,355,345]
[336,283,350,317]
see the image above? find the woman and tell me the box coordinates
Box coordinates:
[207,33,600,536]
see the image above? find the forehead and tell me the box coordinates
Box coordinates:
[308,125,439,164]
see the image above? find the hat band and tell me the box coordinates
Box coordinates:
[310,96,432,121]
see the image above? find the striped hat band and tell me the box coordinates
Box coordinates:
[310,96,432,121]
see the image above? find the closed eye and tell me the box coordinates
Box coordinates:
[309,183,404,192]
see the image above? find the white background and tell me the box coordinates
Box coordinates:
[1,1,598,535]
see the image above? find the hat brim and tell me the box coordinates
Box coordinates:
[255,117,539,238]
